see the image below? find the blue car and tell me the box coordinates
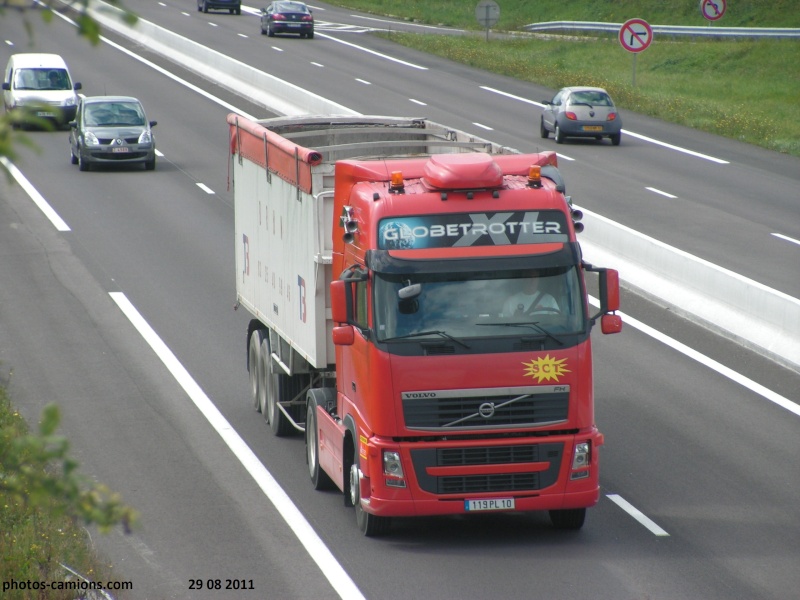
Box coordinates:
[197,0,241,15]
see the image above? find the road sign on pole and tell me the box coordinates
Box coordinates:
[700,0,727,22]
[619,18,653,53]
[475,0,500,41]
[619,18,653,87]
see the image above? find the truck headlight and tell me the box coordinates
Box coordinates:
[572,442,590,470]
[383,451,403,476]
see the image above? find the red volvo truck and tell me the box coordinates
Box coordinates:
[229,114,622,536]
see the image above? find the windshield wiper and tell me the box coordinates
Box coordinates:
[476,321,564,345]
[382,330,470,349]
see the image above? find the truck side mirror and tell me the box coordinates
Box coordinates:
[332,325,355,346]
[330,279,349,323]
[601,314,623,334]
[602,269,620,312]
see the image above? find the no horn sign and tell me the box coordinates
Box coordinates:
[619,18,653,53]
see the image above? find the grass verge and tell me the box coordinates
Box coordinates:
[326,1,800,156]
[0,386,125,600]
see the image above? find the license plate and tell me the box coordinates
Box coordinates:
[286,23,301,27]
[36,111,55,117]
[111,147,130,153]
[465,498,515,512]
[582,125,603,131]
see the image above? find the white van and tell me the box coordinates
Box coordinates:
[2,53,82,127]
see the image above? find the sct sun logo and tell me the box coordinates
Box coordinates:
[523,354,570,383]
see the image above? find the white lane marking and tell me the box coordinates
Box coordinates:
[355,78,371,85]
[622,130,729,164]
[589,296,800,417]
[473,122,493,131]
[0,157,71,232]
[197,183,214,194]
[311,62,324,68]
[50,10,258,122]
[772,233,800,246]
[109,292,366,600]
[316,32,428,70]
[238,33,248,39]
[480,86,730,164]
[606,494,670,536]
[409,98,427,106]
[351,14,466,33]
[646,187,678,199]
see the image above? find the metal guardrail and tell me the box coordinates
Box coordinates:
[524,21,800,39]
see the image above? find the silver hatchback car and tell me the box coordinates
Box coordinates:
[540,86,622,146]
[69,96,157,171]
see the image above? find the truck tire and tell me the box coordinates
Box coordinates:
[249,329,265,411]
[306,392,335,490]
[261,338,294,436]
[349,444,391,536]
[549,508,586,530]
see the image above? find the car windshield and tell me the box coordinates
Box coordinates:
[569,91,612,106]
[14,68,70,91]
[374,266,585,342]
[85,102,145,127]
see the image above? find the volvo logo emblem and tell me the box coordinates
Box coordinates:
[478,402,495,419]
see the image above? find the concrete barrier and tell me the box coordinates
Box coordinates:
[87,1,800,372]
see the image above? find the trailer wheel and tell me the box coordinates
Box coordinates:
[549,508,586,530]
[249,329,265,411]
[264,340,294,437]
[349,445,391,536]
[306,395,334,490]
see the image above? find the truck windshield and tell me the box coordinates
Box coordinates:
[374,266,585,342]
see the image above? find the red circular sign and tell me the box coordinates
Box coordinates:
[619,18,653,53]
[701,0,726,21]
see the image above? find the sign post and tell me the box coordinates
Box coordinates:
[618,18,653,87]
[475,0,500,42]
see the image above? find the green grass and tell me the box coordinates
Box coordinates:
[325,1,800,156]
[0,387,123,600]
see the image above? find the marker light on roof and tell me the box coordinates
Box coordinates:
[527,165,542,188]
[389,171,405,193]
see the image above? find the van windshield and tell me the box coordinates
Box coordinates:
[13,68,70,91]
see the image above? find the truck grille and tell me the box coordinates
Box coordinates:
[402,386,569,430]
[411,443,563,494]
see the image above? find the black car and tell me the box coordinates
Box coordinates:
[197,0,241,15]
[261,1,314,38]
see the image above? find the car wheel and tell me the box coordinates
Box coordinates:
[539,118,549,139]
[202,1,208,13]
[235,7,241,15]
[144,157,156,171]
[308,31,314,39]
[554,123,565,144]
[610,132,622,146]
[70,147,78,165]
[268,23,275,37]
[78,152,89,172]
[196,0,201,11]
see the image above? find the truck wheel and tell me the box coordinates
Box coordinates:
[349,445,391,536]
[249,329,264,411]
[549,508,586,530]
[306,396,334,490]
[264,341,294,436]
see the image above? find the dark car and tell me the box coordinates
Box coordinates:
[540,86,622,146]
[197,0,241,15]
[68,96,157,172]
[261,1,314,38]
